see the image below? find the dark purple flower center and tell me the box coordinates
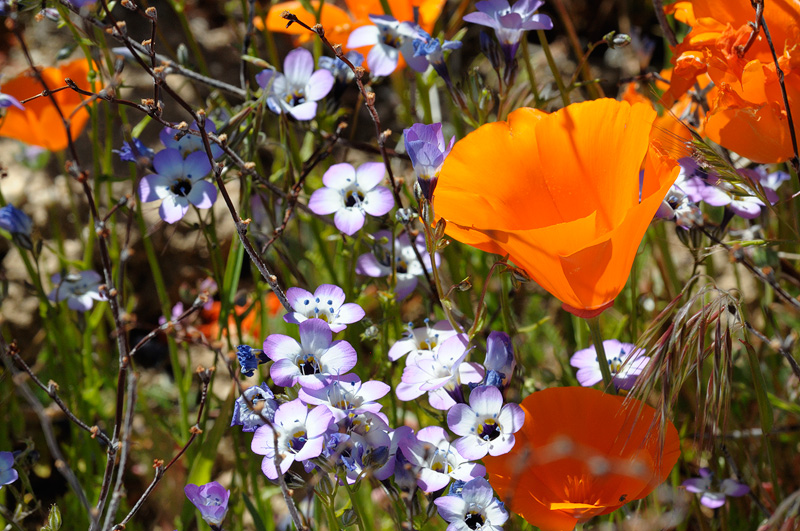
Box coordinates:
[344,190,365,208]
[170,178,193,197]
[285,90,307,106]
[298,355,320,375]
[464,510,485,529]
[289,430,308,453]
[477,419,501,441]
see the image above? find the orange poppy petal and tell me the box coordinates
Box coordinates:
[0,58,92,151]
[485,387,681,531]
[261,1,354,44]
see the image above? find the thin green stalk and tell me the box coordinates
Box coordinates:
[586,316,616,394]
[336,470,366,531]
[537,29,570,107]
[520,38,541,106]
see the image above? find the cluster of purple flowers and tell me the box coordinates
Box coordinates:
[570,339,649,391]
[656,158,790,229]
[227,280,517,529]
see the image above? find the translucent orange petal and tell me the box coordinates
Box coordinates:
[485,387,681,531]
[435,99,674,312]
[704,60,800,163]
[260,2,354,44]
[0,58,92,151]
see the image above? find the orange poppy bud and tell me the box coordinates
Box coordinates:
[0,58,93,151]
[484,387,681,531]
[434,99,678,317]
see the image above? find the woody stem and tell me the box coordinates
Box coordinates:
[586,317,617,395]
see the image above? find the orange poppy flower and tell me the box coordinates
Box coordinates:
[197,293,282,341]
[484,387,681,531]
[259,0,444,46]
[0,58,93,151]
[434,99,678,317]
[665,0,800,162]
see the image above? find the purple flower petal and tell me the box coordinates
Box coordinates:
[284,48,314,88]
[305,69,334,101]
[347,25,380,48]
[187,180,217,209]
[334,208,366,236]
[362,186,394,216]
[153,148,184,179]
[309,187,343,215]
[159,194,189,224]
[288,101,318,121]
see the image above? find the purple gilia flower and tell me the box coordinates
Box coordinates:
[0,452,18,489]
[160,120,224,159]
[48,271,105,312]
[256,48,334,121]
[434,477,509,531]
[308,162,394,236]
[138,148,217,224]
[341,428,392,483]
[113,137,155,164]
[483,331,516,387]
[409,29,462,85]
[463,0,553,63]
[683,468,750,509]
[285,284,365,333]
[447,385,524,460]
[403,122,455,203]
[299,373,390,422]
[237,345,268,377]
[356,230,438,299]
[231,382,278,432]
[570,339,649,391]
[752,166,790,204]
[396,334,485,410]
[388,319,458,362]
[347,15,424,76]
[400,426,485,492]
[264,318,358,390]
[0,204,33,249]
[0,90,24,111]
[251,399,334,479]
[656,185,703,229]
[184,481,230,527]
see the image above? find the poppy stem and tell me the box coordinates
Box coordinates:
[536,30,570,107]
[586,316,617,394]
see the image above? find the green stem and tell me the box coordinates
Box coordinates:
[520,37,541,106]
[586,316,616,394]
[537,29,570,107]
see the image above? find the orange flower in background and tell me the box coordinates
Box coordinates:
[434,99,678,317]
[259,0,444,46]
[198,293,282,341]
[0,58,93,151]
[484,387,681,531]
[665,0,800,162]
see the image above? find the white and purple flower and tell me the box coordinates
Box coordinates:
[482,331,516,387]
[683,468,750,509]
[160,120,224,159]
[184,481,230,527]
[396,334,484,410]
[347,15,425,76]
[138,148,217,224]
[447,385,524,459]
[388,319,458,362]
[0,90,24,111]
[569,339,649,391]
[308,162,394,236]
[298,374,390,422]
[256,48,334,121]
[284,284,365,333]
[0,452,17,490]
[463,0,553,63]
[403,122,455,202]
[48,270,105,312]
[399,426,485,492]
[356,230,438,299]
[264,318,357,390]
[434,477,509,531]
[0,204,33,249]
[231,382,278,432]
[251,399,334,479]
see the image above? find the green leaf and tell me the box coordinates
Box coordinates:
[242,492,270,531]
[742,339,774,433]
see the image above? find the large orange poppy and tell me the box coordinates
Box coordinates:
[434,99,678,317]
[0,58,93,151]
[665,0,800,162]
[484,387,681,531]
[258,0,445,45]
